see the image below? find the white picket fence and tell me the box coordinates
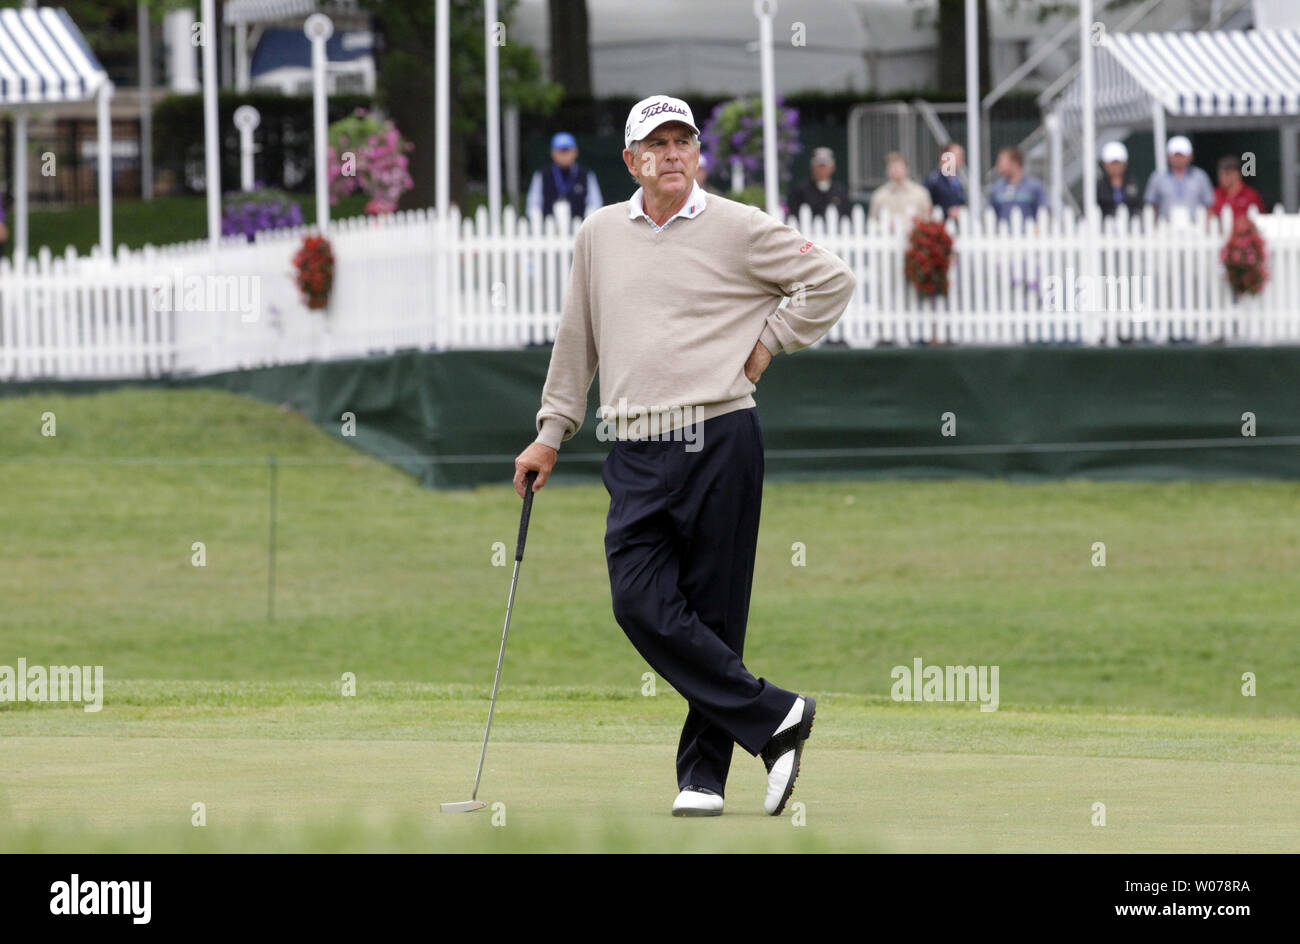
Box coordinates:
[2,201,1298,381]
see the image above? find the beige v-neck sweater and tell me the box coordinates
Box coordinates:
[534,191,857,450]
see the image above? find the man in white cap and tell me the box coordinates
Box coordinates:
[788,147,851,220]
[512,94,856,818]
[1096,141,1143,219]
[1143,136,1213,223]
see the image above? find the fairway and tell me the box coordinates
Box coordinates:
[2,388,1298,852]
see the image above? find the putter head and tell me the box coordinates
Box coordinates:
[440,800,487,813]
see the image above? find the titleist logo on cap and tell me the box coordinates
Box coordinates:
[640,101,688,122]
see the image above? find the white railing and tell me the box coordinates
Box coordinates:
[2,202,1298,381]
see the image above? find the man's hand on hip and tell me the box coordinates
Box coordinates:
[744,340,773,384]
[513,442,557,498]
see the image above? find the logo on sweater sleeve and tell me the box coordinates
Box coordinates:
[798,241,814,253]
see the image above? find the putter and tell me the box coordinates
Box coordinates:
[441,469,539,813]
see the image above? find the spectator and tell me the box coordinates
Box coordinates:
[1143,136,1213,223]
[787,147,851,219]
[1096,141,1143,219]
[988,146,1046,226]
[868,152,932,227]
[924,142,966,219]
[1211,154,1265,223]
[526,132,603,221]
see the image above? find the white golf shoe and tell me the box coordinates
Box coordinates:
[672,785,724,817]
[761,695,816,815]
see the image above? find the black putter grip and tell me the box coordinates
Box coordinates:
[516,470,538,561]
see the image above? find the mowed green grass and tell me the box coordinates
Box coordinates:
[1,387,1298,852]
[3,683,1298,853]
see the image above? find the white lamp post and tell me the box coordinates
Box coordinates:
[234,105,261,192]
[305,13,334,232]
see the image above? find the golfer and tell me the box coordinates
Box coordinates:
[513,95,856,817]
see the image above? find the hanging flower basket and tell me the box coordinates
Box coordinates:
[904,219,956,298]
[292,235,335,310]
[1220,216,1268,298]
[328,108,415,215]
[698,96,801,191]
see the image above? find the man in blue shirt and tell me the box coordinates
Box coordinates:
[526,132,604,221]
[1143,135,1214,223]
[987,146,1046,227]
[924,142,967,219]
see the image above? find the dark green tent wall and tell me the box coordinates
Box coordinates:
[3,345,1298,488]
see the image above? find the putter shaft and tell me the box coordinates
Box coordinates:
[471,557,521,800]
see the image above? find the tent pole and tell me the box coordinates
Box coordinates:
[1152,102,1167,174]
[97,84,113,256]
[436,0,449,216]
[485,0,501,231]
[1046,111,1063,219]
[756,0,778,217]
[235,22,249,93]
[1282,124,1298,213]
[201,0,220,253]
[138,0,153,201]
[964,0,982,221]
[14,109,27,261]
[1079,0,1102,345]
[1080,0,1097,224]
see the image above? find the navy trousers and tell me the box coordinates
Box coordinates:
[601,406,798,797]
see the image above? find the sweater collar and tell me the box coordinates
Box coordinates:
[628,181,707,229]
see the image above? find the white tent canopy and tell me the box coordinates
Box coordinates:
[225,0,365,92]
[511,0,872,96]
[1055,28,1300,130]
[0,7,112,258]
[0,6,106,101]
[225,0,359,26]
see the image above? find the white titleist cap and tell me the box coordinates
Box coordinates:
[1166,135,1193,156]
[1101,141,1128,163]
[624,95,700,149]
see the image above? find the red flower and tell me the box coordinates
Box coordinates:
[1220,219,1268,297]
[905,220,955,298]
[293,235,335,309]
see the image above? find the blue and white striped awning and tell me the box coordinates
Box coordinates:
[1055,29,1300,130]
[0,7,107,104]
